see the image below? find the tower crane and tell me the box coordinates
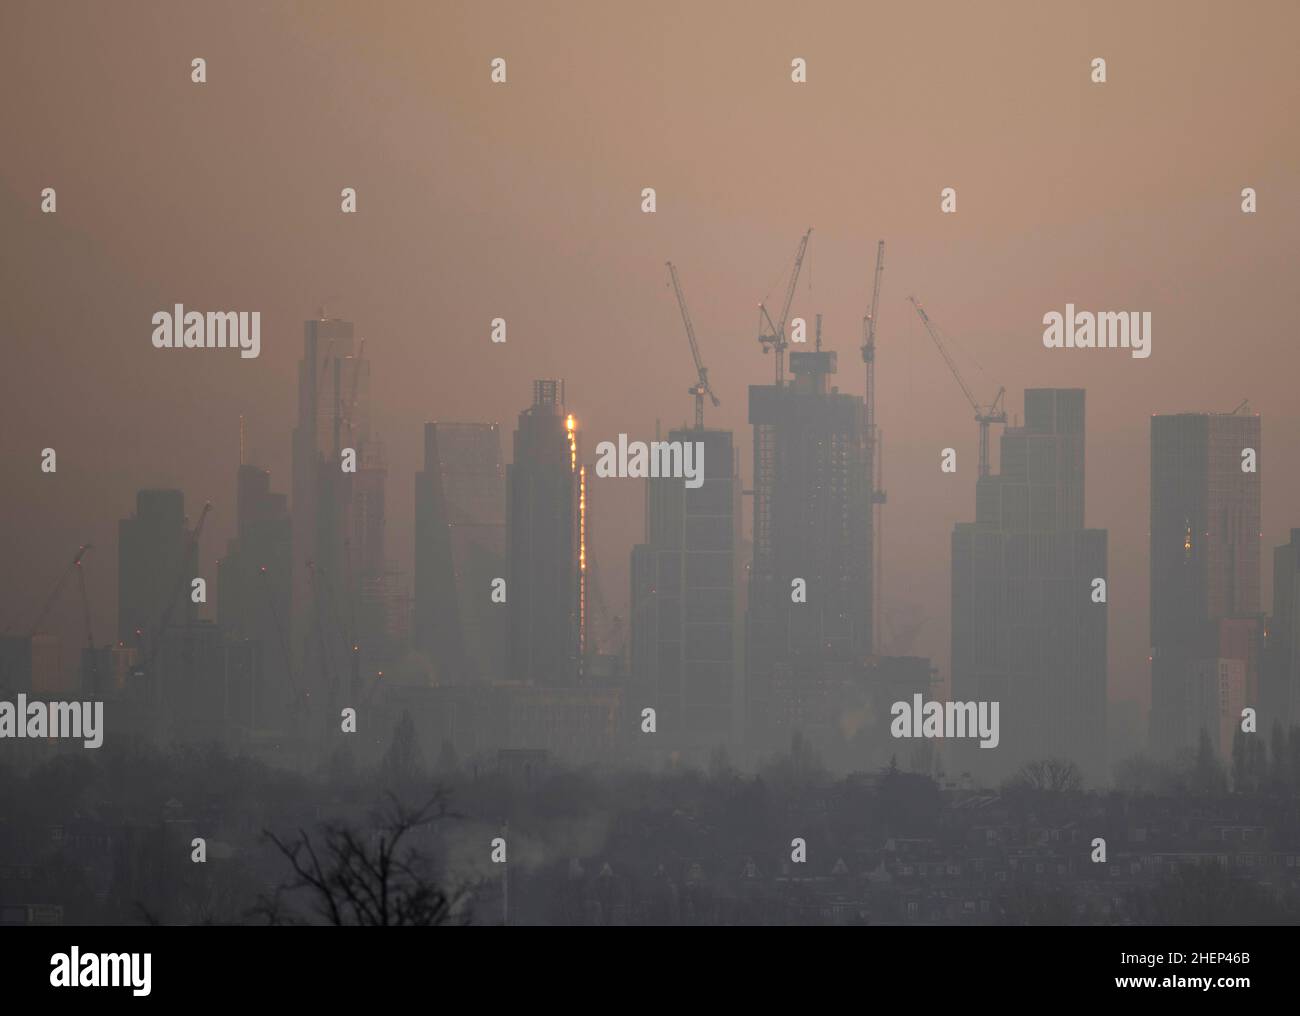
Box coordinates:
[3,544,99,692]
[16,543,92,638]
[861,241,886,649]
[758,228,813,386]
[666,261,720,429]
[862,241,885,434]
[908,296,1006,479]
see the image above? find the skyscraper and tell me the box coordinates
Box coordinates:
[507,380,586,686]
[1150,410,1262,758]
[951,389,1107,783]
[746,348,873,750]
[118,489,197,647]
[414,421,507,684]
[217,463,292,719]
[1265,530,1300,733]
[291,316,393,721]
[631,427,743,752]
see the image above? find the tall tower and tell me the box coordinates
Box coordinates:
[217,463,291,722]
[746,349,872,749]
[1266,530,1300,734]
[1150,410,1261,758]
[630,427,743,753]
[414,422,507,684]
[291,316,389,722]
[118,489,197,646]
[951,389,1107,784]
[507,380,586,685]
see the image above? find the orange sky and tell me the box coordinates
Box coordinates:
[3,0,1298,715]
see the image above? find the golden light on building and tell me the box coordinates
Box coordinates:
[578,464,588,657]
[566,414,577,472]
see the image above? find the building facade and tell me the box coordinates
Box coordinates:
[1150,411,1261,759]
[746,349,873,752]
[630,427,743,754]
[414,421,507,685]
[507,380,586,686]
[951,389,1108,784]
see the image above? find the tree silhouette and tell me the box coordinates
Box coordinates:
[256,792,463,926]
[1006,758,1081,794]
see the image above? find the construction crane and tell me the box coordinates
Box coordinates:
[15,543,92,637]
[758,227,813,386]
[141,501,212,675]
[0,543,98,692]
[861,241,886,649]
[666,261,720,429]
[909,296,1006,479]
[862,241,885,436]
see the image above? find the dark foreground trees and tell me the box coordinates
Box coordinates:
[256,792,466,926]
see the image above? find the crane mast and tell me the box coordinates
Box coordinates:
[758,228,813,386]
[862,240,885,433]
[909,296,1007,478]
[861,241,886,651]
[666,261,720,429]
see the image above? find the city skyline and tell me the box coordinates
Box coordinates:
[5,2,1299,731]
[6,0,1300,952]
[3,308,1284,779]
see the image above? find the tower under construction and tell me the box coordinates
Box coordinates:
[746,347,873,750]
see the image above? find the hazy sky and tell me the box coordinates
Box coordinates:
[3,0,1298,713]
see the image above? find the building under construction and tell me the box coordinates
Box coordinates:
[746,348,874,751]
[291,316,397,734]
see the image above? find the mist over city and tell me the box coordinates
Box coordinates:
[2,1,1300,948]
